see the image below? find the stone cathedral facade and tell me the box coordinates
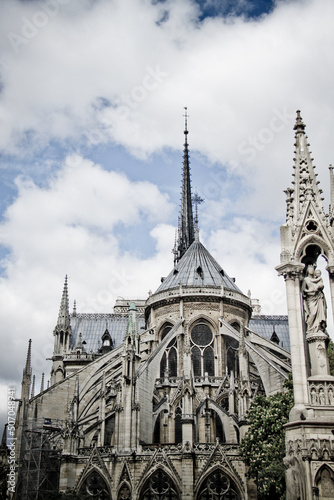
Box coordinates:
[12,112,334,499]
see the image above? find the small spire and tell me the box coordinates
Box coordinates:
[40,373,45,393]
[287,110,324,220]
[24,339,32,377]
[57,275,70,328]
[73,300,77,317]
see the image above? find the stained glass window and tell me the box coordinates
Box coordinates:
[190,322,215,377]
[203,346,214,376]
[198,470,240,500]
[141,469,179,500]
[79,471,110,499]
[159,324,178,377]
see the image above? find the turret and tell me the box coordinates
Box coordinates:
[51,276,72,384]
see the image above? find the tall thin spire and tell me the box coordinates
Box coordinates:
[174,107,195,264]
[288,110,324,222]
[24,339,32,378]
[57,275,71,328]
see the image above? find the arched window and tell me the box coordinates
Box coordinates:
[315,465,334,498]
[225,336,239,376]
[198,469,240,500]
[190,323,215,377]
[153,412,161,444]
[191,346,201,377]
[118,482,131,500]
[175,407,182,444]
[79,471,109,499]
[159,324,178,378]
[215,414,225,444]
[203,346,214,376]
[141,469,179,500]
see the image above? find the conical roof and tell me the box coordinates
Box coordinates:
[156,239,243,294]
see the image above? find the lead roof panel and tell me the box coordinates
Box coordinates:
[156,241,244,294]
[70,313,145,353]
[249,315,290,351]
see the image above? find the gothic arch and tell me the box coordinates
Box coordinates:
[314,463,334,497]
[195,465,243,500]
[138,466,181,500]
[229,320,241,332]
[190,319,216,378]
[295,235,330,265]
[158,321,175,339]
[196,399,238,443]
[188,314,218,334]
[117,463,133,500]
[77,466,111,500]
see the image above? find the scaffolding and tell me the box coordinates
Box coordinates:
[16,418,63,500]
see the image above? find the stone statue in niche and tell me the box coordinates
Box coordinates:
[302,264,327,335]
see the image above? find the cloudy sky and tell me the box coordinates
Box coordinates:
[1,0,334,428]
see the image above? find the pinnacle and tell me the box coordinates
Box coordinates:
[294,110,306,134]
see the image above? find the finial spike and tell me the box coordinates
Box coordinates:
[183,106,189,135]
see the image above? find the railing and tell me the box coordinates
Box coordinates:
[146,286,251,308]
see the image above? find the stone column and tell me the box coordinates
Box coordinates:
[279,265,309,408]
[327,265,334,328]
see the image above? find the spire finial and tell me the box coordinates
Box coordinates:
[192,192,204,228]
[294,110,305,134]
[183,106,189,136]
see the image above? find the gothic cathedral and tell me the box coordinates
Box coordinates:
[11,112,334,499]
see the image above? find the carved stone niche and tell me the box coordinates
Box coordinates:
[308,382,334,406]
[314,465,334,500]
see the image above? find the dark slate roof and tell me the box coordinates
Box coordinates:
[249,315,290,351]
[155,240,244,294]
[70,313,145,354]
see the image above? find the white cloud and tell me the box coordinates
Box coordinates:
[0,157,175,401]
[206,217,287,315]
[1,0,334,429]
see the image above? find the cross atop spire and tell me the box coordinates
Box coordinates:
[173,108,195,264]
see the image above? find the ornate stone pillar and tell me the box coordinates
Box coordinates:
[278,264,309,408]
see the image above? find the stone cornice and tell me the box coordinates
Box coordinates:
[275,261,305,280]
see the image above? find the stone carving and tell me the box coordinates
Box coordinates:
[309,383,334,406]
[284,455,306,500]
[302,265,327,334]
